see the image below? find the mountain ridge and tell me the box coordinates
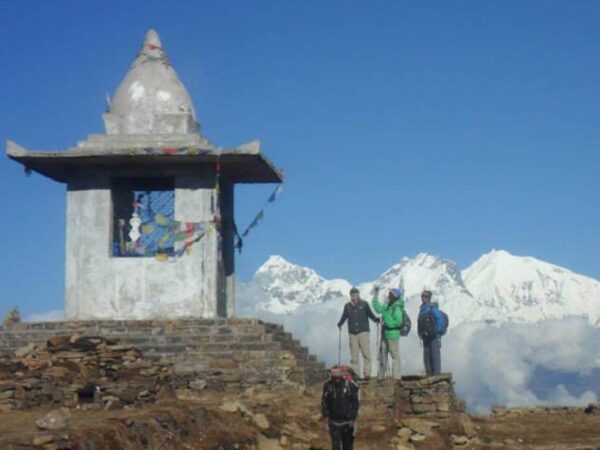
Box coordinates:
[238,250,600,326]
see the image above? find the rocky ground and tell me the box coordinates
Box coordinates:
[1,385,600,449]
[1,330,600,449]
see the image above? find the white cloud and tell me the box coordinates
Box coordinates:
[238,288,600,412]
[25,309,64,322]
[446,318,600,412]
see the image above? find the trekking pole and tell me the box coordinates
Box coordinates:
[337,327,341,366]
[379,326,382,377]
[378,326,386,380]
[376,322,380,354]
[383,328,390,378]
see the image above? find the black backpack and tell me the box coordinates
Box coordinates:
[418,311,437,340]
[439,310,449,336]
[418,306,449,340]
[400,311,411,336]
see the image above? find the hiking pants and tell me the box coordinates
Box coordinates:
[379,337,401,380]
[329,423,354,450]
[423,338,441,376]
[349,332,371,378]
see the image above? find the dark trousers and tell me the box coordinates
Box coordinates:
[423,338,441,376]
[329,423,354,450]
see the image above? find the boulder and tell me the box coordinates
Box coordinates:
[15,343,36,358]
[402,418,438,436]
[452,435,469,446]
[257,433,284,450]
[254,413,270,430]
[35,407,72,431]
[457,414,477,438]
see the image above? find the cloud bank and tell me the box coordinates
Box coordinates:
[238,287,599,412]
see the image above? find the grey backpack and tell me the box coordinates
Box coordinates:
[400,310,411,336]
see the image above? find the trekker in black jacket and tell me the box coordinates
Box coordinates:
[321,367,359,450]
[337,287,380,379]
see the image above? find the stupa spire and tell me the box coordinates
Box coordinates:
[103,29,199,135]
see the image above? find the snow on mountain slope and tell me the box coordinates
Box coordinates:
[463,249,600,325]
[239,250,600,326]
[241,253,482,326]
[242,255,352,314]
[358,253,481,326]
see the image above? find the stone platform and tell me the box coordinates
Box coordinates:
[359,374,465,423]
[0,318,327,392]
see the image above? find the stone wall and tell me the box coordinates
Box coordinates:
[398,374,465,416]
[359,374,464,424]
[1,320,465,419]
[0,318,326,410]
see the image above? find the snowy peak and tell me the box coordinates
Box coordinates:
[464,249,573,284]
[256,255,297,274]
[244,253,481,325]
[239,250,600,326]
[357,253,479,326]
[248,255,352,314]
[376,253,468,296]
[463,250,600,324]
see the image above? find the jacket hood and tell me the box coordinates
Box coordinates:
[389,297,405,309]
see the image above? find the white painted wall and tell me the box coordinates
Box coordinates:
[65,172,219,320]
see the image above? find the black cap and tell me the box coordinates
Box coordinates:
[349,287,359,294]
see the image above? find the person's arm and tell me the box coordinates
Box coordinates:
[365,302,380,323]
[321,383,330,418]
[372,297,384,314]
[337,304,348,328]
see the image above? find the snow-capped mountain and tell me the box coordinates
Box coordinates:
[358,253,482,327]
[240,253,483,325]
[238,250,600,326]
[463,249,600,325]
[241,255,352,314]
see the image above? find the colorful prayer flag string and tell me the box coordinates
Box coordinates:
[236,184,282,252]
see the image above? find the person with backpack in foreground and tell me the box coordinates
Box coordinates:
[417,290,448,376]
[321,365,360,450]
[372,287,405,380]
[337,287,380,380]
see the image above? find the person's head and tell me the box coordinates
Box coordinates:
[330,366,344,383]
[349,287,360,303]
[388,288,403,302]
[421,290,432,304]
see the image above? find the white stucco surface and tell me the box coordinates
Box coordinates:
[65,173,219,320]
[105,29,198,135]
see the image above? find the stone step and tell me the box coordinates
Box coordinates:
[1,332,277,351]
[0,318,327,388]
[1,324,270,338]
[143,341,324,367]
[133,341,283,355]
[269,331,294,342]
[121,333,273,345]
[183,349,323,366]
[1,319,264,331]
[171,353,325,371]
[263,323,285,332]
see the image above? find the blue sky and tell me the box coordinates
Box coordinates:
[1,1,599,317]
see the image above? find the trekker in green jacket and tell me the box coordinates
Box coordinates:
[372,287,405,380]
